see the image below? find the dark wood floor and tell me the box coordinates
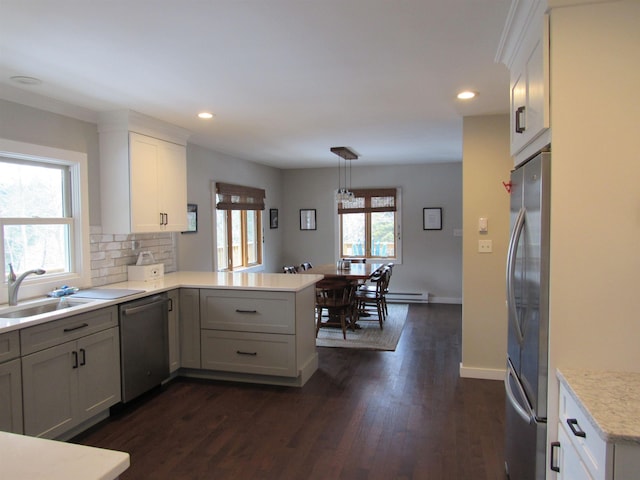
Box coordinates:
[74,304,506,480]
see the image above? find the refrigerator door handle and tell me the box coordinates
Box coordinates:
[505,360,535,424]
[506,207,526,343]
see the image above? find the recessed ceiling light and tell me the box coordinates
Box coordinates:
[198,112,214,119]
[10,75,43,86]
[457,91,477,100]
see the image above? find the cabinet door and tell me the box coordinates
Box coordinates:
[557,423,596,480]
[179,288,201,368]
[77,328,121,422]
[129,132,187,233]
[129,132,162,232]
[509,12,550,160]
[22,342,77,438]
[158,141,187,232]
[168,289,180,373]
[0,358,23,434]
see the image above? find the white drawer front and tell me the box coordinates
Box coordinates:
[557,422,596,480]
[559,384,609,480]
[201,290,295,334]
[201,330,296,377]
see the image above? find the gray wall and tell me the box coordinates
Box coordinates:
[0,99,102,224]
[1,99,462,302]
[178,143,284,273]
[281,163,463,303]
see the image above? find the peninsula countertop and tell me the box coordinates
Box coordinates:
[557,369,640,444]
[0,431,129,480]
[0,271,323,334]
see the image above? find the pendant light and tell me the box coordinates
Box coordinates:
[331,146,358,203]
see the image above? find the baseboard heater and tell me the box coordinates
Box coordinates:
[386,291,429,303]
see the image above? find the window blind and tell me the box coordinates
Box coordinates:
[337,188,397,214]
[216,182,266,211]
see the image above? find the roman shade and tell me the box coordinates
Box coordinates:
[216,182,265,210]
[337,188,397,214]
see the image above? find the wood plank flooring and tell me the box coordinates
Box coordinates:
[74,304,507,479]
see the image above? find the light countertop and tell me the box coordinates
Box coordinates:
[0,431,129,480]
[557,369,640,444]
[0,271,323,334]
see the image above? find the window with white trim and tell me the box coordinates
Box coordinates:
[0,139,90,303]
[338,188,399,260]
[215,182,264,271]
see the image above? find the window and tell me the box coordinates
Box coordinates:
[215,182,264,271]
[338,188,399,260]
[0,139,90,303]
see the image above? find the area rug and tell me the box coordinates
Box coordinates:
[315,303,409,351]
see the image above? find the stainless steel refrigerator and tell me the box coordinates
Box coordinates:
[504,151,550,480]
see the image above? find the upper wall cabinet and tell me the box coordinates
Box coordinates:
[496,0,550,164]
[98,111,191,233]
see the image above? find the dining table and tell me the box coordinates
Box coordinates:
[307,262,385,280]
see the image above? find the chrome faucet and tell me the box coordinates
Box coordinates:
[8,263,46,306]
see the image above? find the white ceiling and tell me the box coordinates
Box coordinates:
[0,0,511,169]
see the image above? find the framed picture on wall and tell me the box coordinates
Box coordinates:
[300,209,316,230]
[423,207,442,230]
[270,208,279,229]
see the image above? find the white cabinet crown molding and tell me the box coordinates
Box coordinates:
[97,110,191,146]
[495,0,548,68]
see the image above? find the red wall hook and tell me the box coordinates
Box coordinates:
[502,181,512,193]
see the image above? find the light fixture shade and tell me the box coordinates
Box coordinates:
[332,146,358,203]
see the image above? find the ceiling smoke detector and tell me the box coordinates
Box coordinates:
[10,76,43,86]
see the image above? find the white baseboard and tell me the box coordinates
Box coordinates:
[430,296,462,304]
[459,362,505,381]
[386,291,429,303]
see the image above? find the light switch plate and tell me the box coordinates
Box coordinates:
[478,239,492,253]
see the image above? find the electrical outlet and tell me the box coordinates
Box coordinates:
[478,239,492,253]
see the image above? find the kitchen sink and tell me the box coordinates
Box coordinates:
[0,297,95,319]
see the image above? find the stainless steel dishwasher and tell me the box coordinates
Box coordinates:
[118,293,170,403]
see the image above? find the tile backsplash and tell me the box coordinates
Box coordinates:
[90,226,177,286]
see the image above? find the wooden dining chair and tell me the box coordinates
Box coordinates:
[359,263,394,318]
[354,266,390,329]
[315,278,357,339]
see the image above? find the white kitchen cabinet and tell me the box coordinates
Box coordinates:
[20,307,120,439]
[497,0,550,164]
[179,288,201,369]
[554,382,640,480]
[128,132,187,232]
[167,289,180,373]
[98,110,190,234]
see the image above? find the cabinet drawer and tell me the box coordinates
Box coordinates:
[20,306,118,355]
[557,421,596,480]
[200,289,295,334]
[559,383,609,479]
[201,330,296,377]
[0,330,20,363]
